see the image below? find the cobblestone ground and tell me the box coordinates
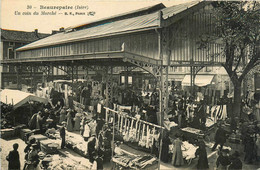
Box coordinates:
[1,137,259,170]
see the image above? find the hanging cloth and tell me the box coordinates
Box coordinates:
[146,125,150,148]
[117,113,120,130]
[124,116,128,135]
[137,121,141,141]
[130,118,134,131]
[151,127,156,145]
[105,109,109,122]
[120,114,124,133]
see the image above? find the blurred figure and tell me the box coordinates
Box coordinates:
[171,134,184,167]
[6,143,20,170]
[66,109,73,132]
[24,144,39,170]
[212,124,228,151]
[195,140,209,169]
[216,149,231,170]
[60,121,66,149]
[161,132,171,163]
[59,107,67,124]
[228,151,242,170]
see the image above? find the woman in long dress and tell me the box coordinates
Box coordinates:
[161,132,171,163]
[73,113,81,131]
[59,107,66,124]
[171,135,184,166]
[83,122,90,141]
[66,111,73,132]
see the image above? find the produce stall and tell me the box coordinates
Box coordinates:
[65,131,88,157]
[41,154,91,169]
[112,144,158,169]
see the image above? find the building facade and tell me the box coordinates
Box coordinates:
[0,29,50,89]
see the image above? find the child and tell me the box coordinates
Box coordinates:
[6,143,20,170]
[60,121,66,149]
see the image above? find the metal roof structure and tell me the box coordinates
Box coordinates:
[16,1,205,52]
[68,3,165,30]
[17,12,160,51]
[162,1,200,19]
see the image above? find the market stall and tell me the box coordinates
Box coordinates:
[1,89,48,109]
[112,143,158,169]
[104,106,162,169]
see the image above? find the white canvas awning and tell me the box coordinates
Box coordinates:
[1,89,48,109]
[182,75,214,87]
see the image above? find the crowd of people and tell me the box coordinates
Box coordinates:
[3,79,260,170]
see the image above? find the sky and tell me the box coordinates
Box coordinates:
[1,0,195,34]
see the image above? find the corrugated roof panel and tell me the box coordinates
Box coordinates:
[17,12,159,51]
[68,3,165,30]
[162,1,200,19]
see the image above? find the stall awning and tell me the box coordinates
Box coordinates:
[182,75,214,87]
[1,89,48,109]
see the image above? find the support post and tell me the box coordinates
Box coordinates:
[16,65,22,90]
[157,25,170,170]
[105,66,113,108]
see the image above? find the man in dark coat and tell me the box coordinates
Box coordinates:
[60,121,66,149]
[212,124,228,151]
[88,135,97,163]
[195,141,209,169]
[244,133,255,164]
[6,143,20,170]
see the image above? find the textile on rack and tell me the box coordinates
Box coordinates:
[211,105,227,122]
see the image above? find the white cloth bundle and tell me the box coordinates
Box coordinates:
[97,103,102,113]
[118,113,120,130]
[120,114,124,133]
[146,125,150,148]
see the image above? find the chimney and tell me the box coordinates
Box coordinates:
[34,29,39,38]
[59,27,65,32]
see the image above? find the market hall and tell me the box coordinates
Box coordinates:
[1,1,259,170]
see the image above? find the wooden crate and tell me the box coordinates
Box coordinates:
[1,128,14,139]
[20,128,32,140]
[30,134,48,142]
[40,140,58,154]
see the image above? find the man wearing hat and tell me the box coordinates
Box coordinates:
[60,121,66,149]
[24,144,39,170]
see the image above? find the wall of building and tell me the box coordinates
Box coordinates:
[17,30,159,60]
